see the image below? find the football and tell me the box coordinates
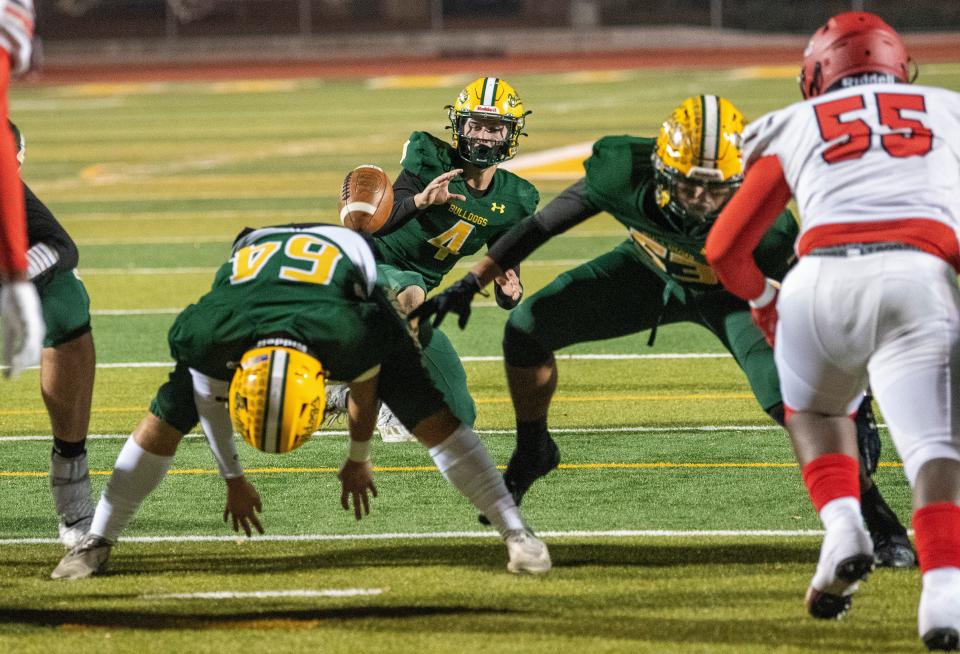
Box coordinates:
[338,164,394,233]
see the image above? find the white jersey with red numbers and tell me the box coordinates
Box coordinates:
[743,83,960,268]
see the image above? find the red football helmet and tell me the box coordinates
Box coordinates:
[800,12,911,99]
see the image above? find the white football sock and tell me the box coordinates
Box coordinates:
[428,423,525,537]
[89,438,172,543]
[923,567,960,590]
[819,496,863,531]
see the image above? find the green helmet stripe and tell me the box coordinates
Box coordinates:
[481,77,498,106]
[263,350,288,453]
[700,95,720,165]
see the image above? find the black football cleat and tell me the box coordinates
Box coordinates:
[503,435,561,507]
[873,532,918,568]
[806,553,875,620]
[924,629,960,652]
[861,484,917,568]
[478,435,560,527]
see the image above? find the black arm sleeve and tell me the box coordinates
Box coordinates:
[24,183,79,276]
[373,169,425,236]
[485,178,597,271]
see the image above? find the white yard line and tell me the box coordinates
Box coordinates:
[0,529,834,546]
[500,142,594,172]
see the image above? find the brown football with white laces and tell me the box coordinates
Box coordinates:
[338,164,393,234]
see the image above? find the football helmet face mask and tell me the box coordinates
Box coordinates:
[446,77,529,168]
[800,11,911,99]
[229,344,326,454]
[652,95,744,237]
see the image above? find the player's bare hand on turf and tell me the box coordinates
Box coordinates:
[495,269,522,302]
[223,476,264,537]
[414,169,466,209]
[408,272,486,329]
[339,459,378,520]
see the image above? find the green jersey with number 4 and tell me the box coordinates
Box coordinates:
[583,135,798,292]
[373,131,539,290]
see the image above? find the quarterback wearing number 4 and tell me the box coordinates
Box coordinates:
[706,12,960,648]
[51,223,550,579]
[412,92,915,567]
[327,77,538,441]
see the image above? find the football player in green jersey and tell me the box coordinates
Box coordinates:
[50,224,550,580]
[412,95,915,568]
[328,77,540,441]
[9,122,98,549]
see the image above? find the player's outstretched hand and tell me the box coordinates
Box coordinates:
[0,280,44,379]
[339,459,378,521]
[408,273,485,329]
[414,169,467,209]
[223,476,264,537]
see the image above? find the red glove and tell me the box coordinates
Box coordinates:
[750,302,778,347]
[749,280,780,347]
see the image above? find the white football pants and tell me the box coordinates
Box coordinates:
[774,250,960,485]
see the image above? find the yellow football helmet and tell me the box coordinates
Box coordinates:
[446,77,530,167]
[229,344,326,454]
[652,95,745,236]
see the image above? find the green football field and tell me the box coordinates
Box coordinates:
[4,63,960,653]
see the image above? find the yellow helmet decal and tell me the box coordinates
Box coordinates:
[654,95,744,183]
[453,76,525,119]
[446,76,530,166]
[652,95,745,235]
[229,345,326,454]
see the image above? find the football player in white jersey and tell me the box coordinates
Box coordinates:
[705,11,960,650]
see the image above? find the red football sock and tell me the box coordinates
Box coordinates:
[914,502,960,573]
[801,453,860,512]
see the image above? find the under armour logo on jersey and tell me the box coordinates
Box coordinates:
[491,202,506,214]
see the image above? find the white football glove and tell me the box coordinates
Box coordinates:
[0,279,44,378]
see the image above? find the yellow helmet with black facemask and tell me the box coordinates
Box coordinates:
[446,77,529,167]
[229,342,326,454]
[652,95,744,237]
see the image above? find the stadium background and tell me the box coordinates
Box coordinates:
[27,0,960,80]
[3,2,960,653]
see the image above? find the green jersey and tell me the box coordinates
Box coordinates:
[583,135,798,295]
[168,225,402,383]
[373,131,539,290]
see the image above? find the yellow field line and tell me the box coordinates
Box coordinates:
[0,461,903,478]
[0,392,755,416]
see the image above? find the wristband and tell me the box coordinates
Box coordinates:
[748,280,777,309]
[348,439,371,463]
